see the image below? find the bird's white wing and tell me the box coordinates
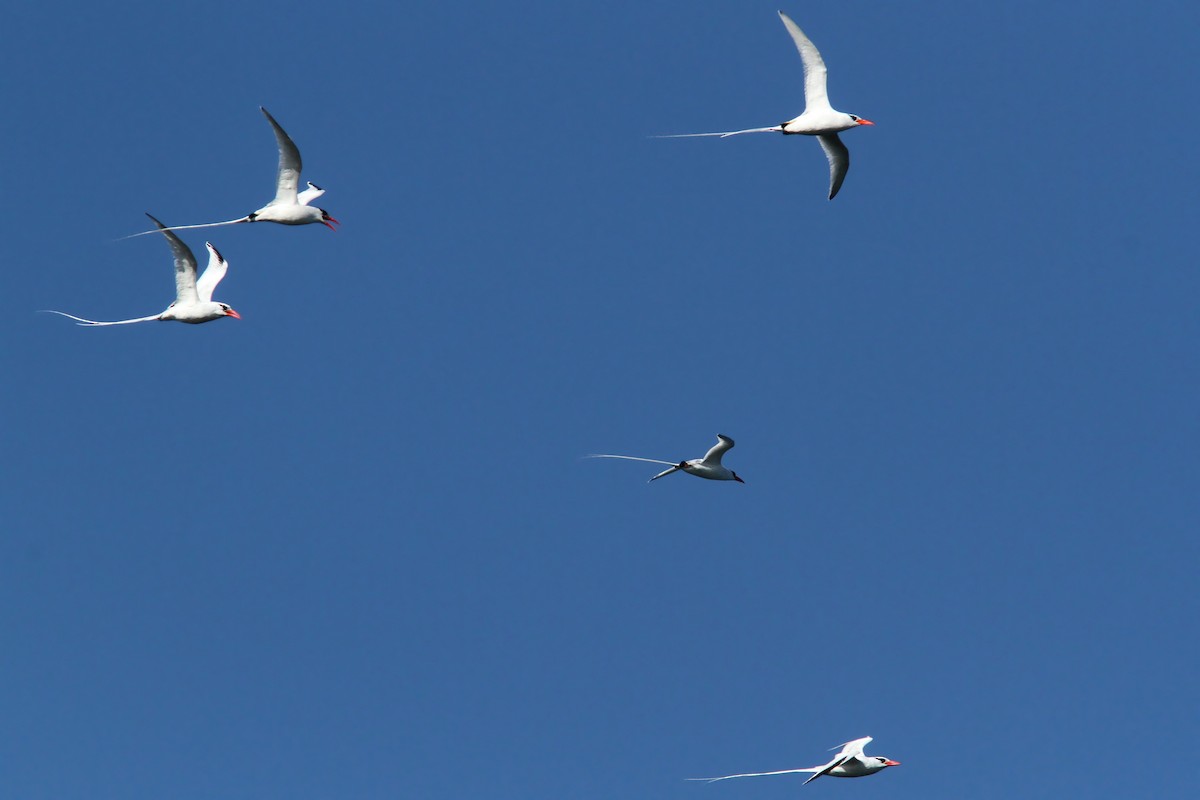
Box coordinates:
[833,736,873,758]
[40,310,161,326]
[817,133,849,200]
[261,106,303,206]
[801,756,851,786]
[653,126,783,139]
[119,216,251,240]
[145,213,199,304]
[778,11,831,113]
[195,242,228,302]
[648,465,683,482]
[585,454,679,467]
[296,181,325,206]
[687,768,820,783]
[701,435,735,466]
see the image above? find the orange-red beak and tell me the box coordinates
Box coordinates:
[883,760,901,766]
[225,308,242,320]
[856,118,875,126]
[323,215,340,231]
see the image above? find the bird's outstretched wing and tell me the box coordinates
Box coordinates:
[833,736,873,758]
[801,755,851,786]
[261,106,303,206]
[297,181,325,206]
[195,243,229,302]
[701,435,735,466]
[778,11,831,113]
[145,213,199,304]
[648,464,684,482]
[817,133,850,200]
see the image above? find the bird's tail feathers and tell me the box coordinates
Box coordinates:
[118,216,252,240]
[652,125,783,139]
[584,454,679,466]
[39,310,160,326]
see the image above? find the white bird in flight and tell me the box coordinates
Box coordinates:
[122,107,338,238]
[587,434,745,483]
[44,213,240,326]
[659,11,874,199]
[689,736,899,786]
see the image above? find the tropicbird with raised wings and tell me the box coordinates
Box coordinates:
[123,107,338,238]
[44,214,240,326]
[587,434,745,483]
[660,11,874,199]
[689,736,899,786]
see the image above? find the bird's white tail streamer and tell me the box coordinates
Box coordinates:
[118,216,251,240]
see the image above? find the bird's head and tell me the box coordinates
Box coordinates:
[732,471,745,484]
[220,304,242,320]
[874,757,900,769]
[849,114,875,126]
[320,209,340,231]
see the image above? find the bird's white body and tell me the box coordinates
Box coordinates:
[44,214,239,327]
[690,736,900,786]
[247,196,328,226]
[660,11,873,199]
[122,107,337,238]
[587,435,745,483]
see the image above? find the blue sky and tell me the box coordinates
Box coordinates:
[2,1,1197,798]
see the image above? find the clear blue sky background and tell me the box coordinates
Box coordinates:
[2,1,1197,798]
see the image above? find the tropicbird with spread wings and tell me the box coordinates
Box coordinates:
[44,214,240,326]
[659,11,874,199]
[587,434,745,483]
[123,107,338,238]
[689,736,899,786]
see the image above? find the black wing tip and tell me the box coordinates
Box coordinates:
[206,242,225,263]
[145,212,166,228]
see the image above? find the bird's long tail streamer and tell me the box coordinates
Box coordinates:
[39,310,160,326]
[584,454,679,466]
[652,125,784,139]
[118,216,252,240]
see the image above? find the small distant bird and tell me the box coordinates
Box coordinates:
[44,213,240,326]
[587,434,745,483]
[689,736,900,786]
[123,107,338,238]
[658,11,874,199]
